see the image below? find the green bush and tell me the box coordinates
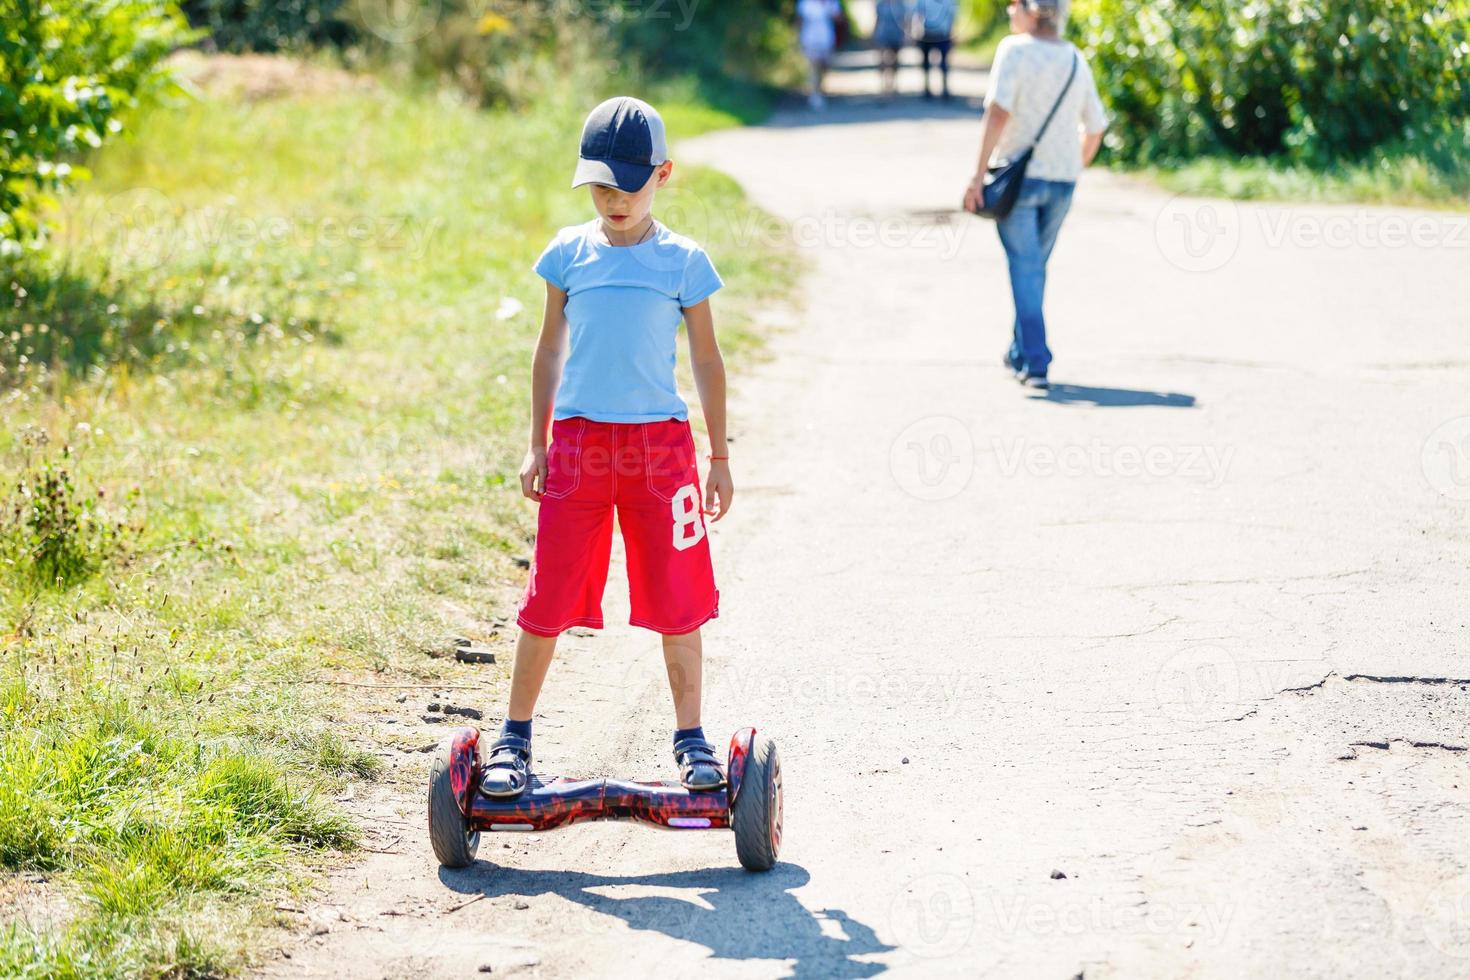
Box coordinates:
[180,0,354,52]
[358,0,589,110]
[1072,0,1470,165]
[608,0,795,80]
[0,0,193,251]
[346,0,798,113]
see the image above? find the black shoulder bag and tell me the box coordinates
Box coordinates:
[970,51,1079,221]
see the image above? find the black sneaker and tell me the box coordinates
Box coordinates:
[673,736,726,792]
[479,733,533,798]
[1019,373,1050,390]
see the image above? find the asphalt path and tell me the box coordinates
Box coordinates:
[263,51,1470,980]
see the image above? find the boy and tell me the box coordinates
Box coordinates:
[481,96,734,798]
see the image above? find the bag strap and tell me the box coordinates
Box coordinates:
[1029,49,1079,149]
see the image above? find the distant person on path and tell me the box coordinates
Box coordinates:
[912,0,957,99]
[962,0,1107,389]
[798,0,843,110]
[873,0,911,99]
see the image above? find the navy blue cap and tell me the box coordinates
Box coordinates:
[572,96,669,193]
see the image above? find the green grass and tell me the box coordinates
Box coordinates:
[0,60,796,976]
[1121,122,1470,211]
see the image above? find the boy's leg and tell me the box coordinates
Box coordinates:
[663,627,725,789]
[488,418,614,797]
[616,420,724,789]
[483,628,569,798]
[507,629,559,722]
[661,628,703,729]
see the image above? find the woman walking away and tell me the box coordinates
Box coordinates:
[962,0,1107,389]
[873,0,911,99]
[912,0,957,99]
[798,0,843,110]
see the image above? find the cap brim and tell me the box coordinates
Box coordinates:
[571,157,656,192]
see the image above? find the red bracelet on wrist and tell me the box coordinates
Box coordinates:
[708,454,729,461]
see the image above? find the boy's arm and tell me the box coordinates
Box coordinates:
[683,298,732,521]
[520,282,569,501]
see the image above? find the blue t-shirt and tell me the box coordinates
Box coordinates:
[532,219,724,423]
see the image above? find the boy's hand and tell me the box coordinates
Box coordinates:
[520,446,547,501]
[704,459,733,521]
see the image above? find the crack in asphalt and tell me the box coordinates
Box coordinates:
[1343,673,1470,686]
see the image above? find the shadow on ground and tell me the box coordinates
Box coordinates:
[438,862,891,978]
[1028,383,1197,408]
[765,90,985,128]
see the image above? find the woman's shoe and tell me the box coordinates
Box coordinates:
[673,736,727,792]
[1019,373,1050,390]
[478,733,533,798]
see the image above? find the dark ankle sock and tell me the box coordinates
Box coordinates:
[502,718,532,741]
[673,725,706,746]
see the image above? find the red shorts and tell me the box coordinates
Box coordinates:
[516,417,719,637]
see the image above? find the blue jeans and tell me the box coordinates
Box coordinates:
[996,177,1075,378]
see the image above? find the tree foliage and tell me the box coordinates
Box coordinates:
[1071,0,1470,164]
[0,0,192,250]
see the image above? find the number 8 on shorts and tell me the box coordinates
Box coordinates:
[672,484,706,551]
